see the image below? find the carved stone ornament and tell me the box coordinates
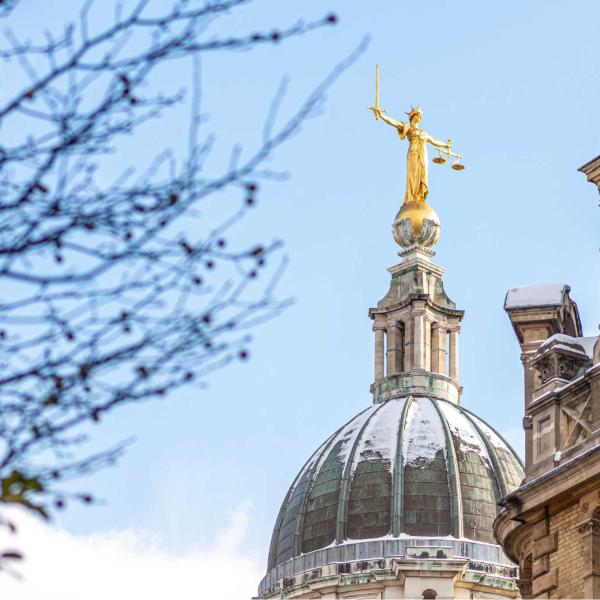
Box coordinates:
[531,334,590,383]
[560,393,592,450]
[534,354,582,382]
[522,415,533,430]
[392,217,440,249]
[577,518,600,535]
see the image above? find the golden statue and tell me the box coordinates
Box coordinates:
[368,65,464,250]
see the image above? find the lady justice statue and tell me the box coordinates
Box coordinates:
[369,65,464,252]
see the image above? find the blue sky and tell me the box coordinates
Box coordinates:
[6,0,600,592]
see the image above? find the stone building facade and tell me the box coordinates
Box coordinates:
[493,156,600,599]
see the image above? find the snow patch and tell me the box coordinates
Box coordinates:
[438,402,491,467]
[349,398,405,476]
[288,406,375,495]
[403,397,446,467]
[334,406,377,465]
[504,283,568,309]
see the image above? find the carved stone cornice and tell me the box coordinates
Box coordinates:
[579,154,600,195]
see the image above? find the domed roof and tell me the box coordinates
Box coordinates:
[267,396,524,570]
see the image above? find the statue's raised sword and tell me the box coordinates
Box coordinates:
[368,64,386,120]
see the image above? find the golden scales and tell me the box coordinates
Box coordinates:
[433,148,465,170]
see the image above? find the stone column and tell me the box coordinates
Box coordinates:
[374,323,386,381]
[413,312,425,370]
[449,327,459,381]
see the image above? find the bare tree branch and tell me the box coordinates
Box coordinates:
[0,0,366,570]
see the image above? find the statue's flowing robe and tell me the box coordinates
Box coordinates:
[398,124,428,205]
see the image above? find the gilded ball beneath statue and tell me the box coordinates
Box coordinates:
[392,201,441,249]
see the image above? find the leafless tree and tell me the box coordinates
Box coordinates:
[0,0,366,571]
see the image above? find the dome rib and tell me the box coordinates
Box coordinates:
[457,404,525,472]
[268,410,365,569]
[455,405,508,499]
[335,402,388,542]
[430,398,464,538]
[266,397,525,571]
[290,410,369,558]
[391,395,413,536]
[267,478,294,569]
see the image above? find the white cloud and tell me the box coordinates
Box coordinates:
[0,501,263,600]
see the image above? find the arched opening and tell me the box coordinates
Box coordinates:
[445,330,450,376]
[422,589,437,599]
[395,321,405,373]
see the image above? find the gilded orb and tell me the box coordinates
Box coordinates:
[392,200,440,248]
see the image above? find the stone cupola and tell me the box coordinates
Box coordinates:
[369,247,464,404]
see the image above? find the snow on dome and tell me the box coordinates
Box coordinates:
[463,410,525,492]
[438,401,491,465]
[332,406,374,465]
[504,283,569,309]
[348,397,404,477]
[266,396,524,572]
[403,397,446,467]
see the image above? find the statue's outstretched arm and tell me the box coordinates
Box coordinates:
[374,111,407,134]
[426,134,451,150]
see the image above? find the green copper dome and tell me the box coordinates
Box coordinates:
[267,396,524,571]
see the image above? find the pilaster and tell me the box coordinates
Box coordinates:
[578,510,600,599]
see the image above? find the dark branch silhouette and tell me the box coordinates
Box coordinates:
[0,0,367,571]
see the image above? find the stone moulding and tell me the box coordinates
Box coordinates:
[371,370,462,404]
[256,537,517,598]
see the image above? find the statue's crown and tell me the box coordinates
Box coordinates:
[405,105,422,119]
